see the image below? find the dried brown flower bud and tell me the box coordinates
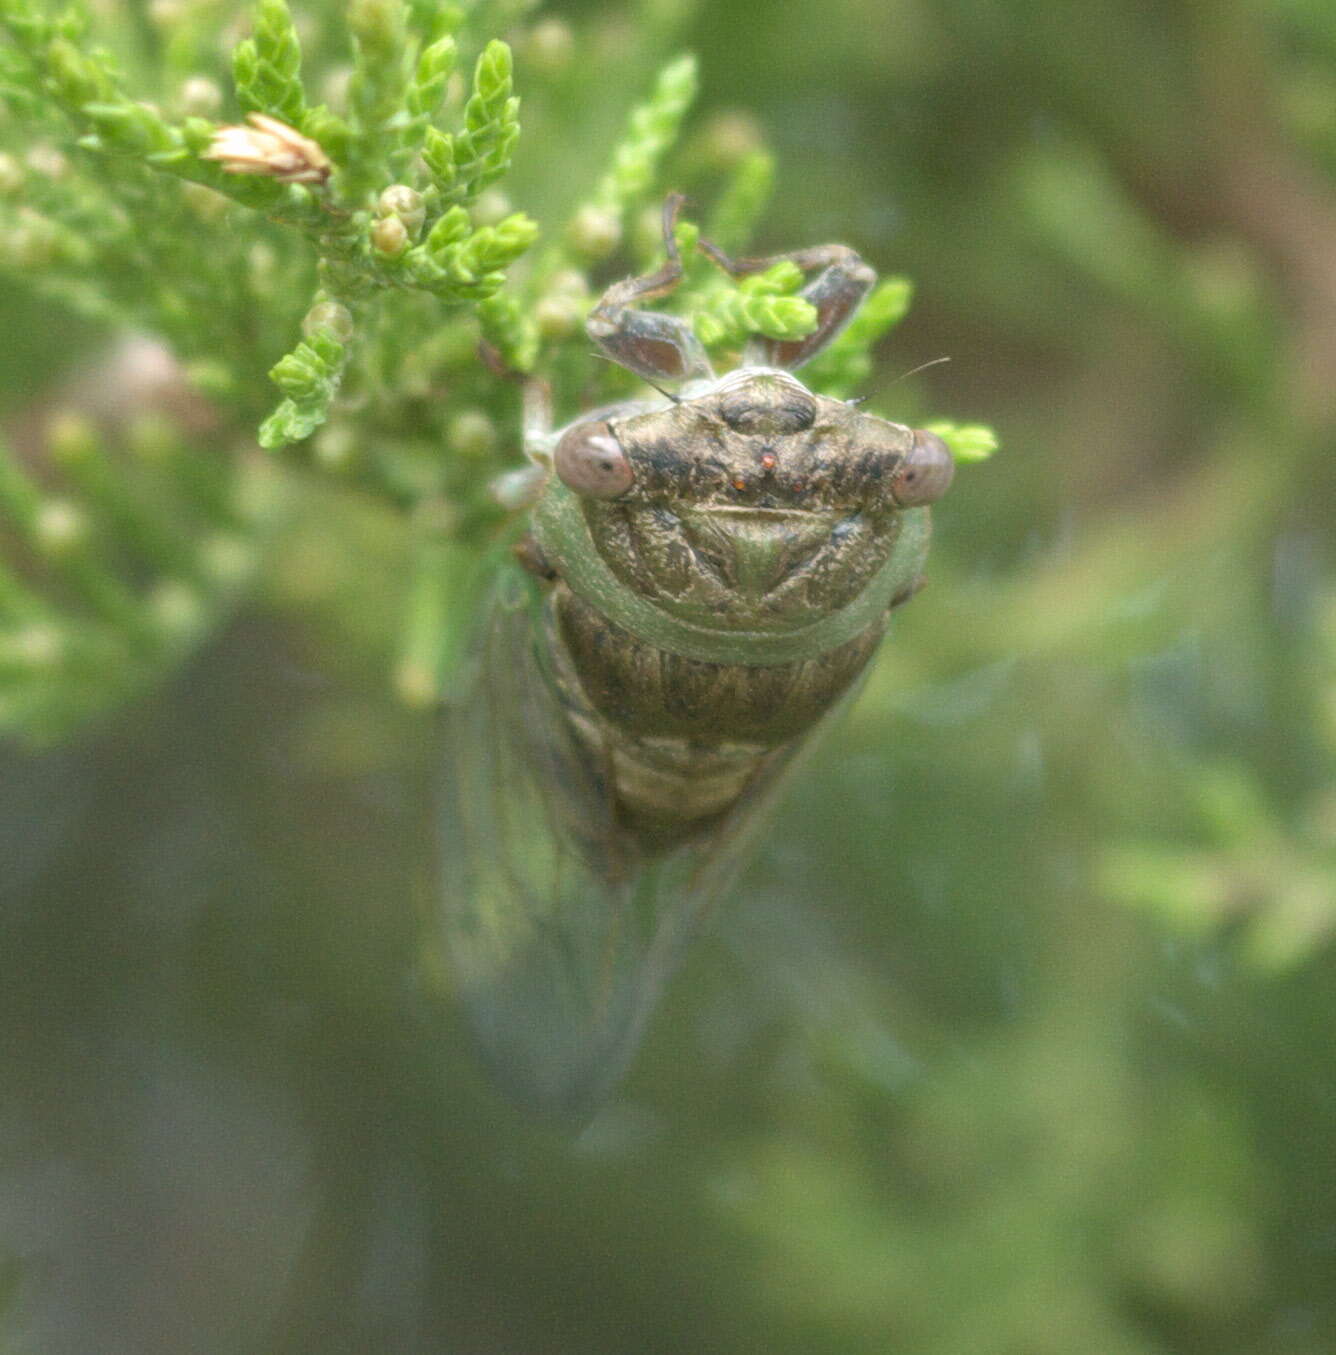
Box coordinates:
[202,113,331,185]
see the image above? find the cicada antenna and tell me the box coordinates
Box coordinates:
[891,355,952,385]
[847,356,952,405]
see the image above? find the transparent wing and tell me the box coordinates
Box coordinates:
[436,559,845,1118]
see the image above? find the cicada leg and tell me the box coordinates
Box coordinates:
[586,193,714,383]
[479,354,558,512]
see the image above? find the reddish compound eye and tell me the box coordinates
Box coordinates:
[890,429,955,507]
[553,420,634,499]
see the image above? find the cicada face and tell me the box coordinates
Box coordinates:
[552,367,954,633]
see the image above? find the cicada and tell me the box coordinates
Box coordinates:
[438,199,955,1116]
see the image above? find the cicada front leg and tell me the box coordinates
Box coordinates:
[585,193,714,383]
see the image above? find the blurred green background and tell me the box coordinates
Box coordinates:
[3,0,1336,1351]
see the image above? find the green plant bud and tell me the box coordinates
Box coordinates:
[47,38,106,106]
[698,110,764,168]
[0,154,22,195]
[548,268,589,299]
[1186,240,1260,323]
[127,411,181,463]
[199,533,256,586]
[448,409,496,458]
[321,65,353,110]
[751,296,817,339]
[228,458,286,523]
[377,184,425,236]
[413,495,458,535]
[393,657,439,709]
[34,499,87,554]
[425,204,470,253]
[523,18,575,75]
[409,36,456,120]
[248,242,278,290]
[45,412,98,465]
[184,360,235,400]
[473,39,512,106]
[394,350,433,398]
[149,0,185,27]
[566,204,621,259]
[25,145,68,178]
[232,37,260,94]
[470,188,511,227]
[6,212,55,269]
[534,293,584,340]
[1305,787,1336,847]
[179,76,222,116]
[489,464,544,511]
[4,623,64,672]
[181,181,230,223]
[348,0,399,51]
[422,126,456,188]
[418,36,457,86]
[314,421,359,470]
[631,201,665,259]
[499,212,535,246]
[283,329,343,385]
[371,214,409,255]
[148,579,205,637]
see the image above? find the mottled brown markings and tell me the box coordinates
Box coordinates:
[718,381,817,435]
[584,492,901,629]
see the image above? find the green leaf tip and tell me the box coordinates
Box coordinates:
[926,422,999,464]
[235,0,307,123]
[260,328,350,448]
[436,38,519,205]
[588,52,698,220]
[474,39,513,106]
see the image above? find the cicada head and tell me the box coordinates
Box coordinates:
[549,367,952,632]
